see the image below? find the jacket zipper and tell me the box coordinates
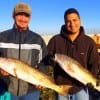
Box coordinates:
[17,31,21,96]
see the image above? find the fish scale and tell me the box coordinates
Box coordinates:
[54,53,100,92]
[0,57,72,96]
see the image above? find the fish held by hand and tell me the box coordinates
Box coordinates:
[0,57,72,96]
[54,53,100,92]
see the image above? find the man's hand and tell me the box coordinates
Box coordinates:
[87,82,94,92]
[96,75,100,86]
[0,68,9,76]
[35,85,45,90]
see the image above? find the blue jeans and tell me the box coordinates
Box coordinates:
[11,90,40,100]
[57,88,89,100]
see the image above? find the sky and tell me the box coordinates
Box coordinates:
[0,0,100,35]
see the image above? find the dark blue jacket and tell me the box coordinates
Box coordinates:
[0,26,47,96]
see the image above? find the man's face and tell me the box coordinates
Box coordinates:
[14,13,31,29]
[65,13,81,34]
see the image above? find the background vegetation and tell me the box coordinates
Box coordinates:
[40,66,56,100]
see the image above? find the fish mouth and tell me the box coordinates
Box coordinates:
[54,53,65,63]
[54,53,61,61]
[54,54,57,61]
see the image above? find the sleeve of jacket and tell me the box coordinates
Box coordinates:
[38,38,48,74]
[87,41,100,77]
[43,37,57,66]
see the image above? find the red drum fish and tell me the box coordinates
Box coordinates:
[0,57,72,96]
[55,54,100,92]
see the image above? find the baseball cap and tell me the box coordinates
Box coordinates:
[13,2,31,15]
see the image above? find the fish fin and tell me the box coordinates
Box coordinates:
[56,85,72,96]
[13,68,18,78]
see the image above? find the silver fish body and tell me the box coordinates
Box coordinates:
[55,54,100,92]
[0,57,71,96]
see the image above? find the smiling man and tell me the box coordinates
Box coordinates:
[47,8,100,100]
[0,2,47,100]
[13,2,31,31]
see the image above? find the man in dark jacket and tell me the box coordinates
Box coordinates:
[0,2,47,100]
[47,8,100,100]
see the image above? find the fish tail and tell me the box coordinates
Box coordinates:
[56,85,71,96]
